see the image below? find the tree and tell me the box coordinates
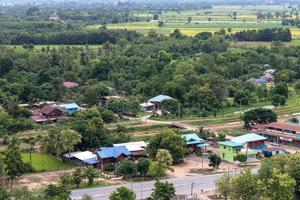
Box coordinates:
[42,127,81,159]
[148,181,176,200]
[101,110,116,124]
[158,21,164,27]
[155,149,173,166]
[0,57,14,76]
[216,173,232,200]
[137,158,151,177]
[59,173,73,188]
[217,133,226,141]
[3,138,27,188]
[153,14,159,20]
[272,94,281,107]
[259,169,295,200]
[84,167,99,185]
[60,128,82,159]
[147,130,187,164]
[187,16,192,23]
[242,108,277,129]
[109,187,136,200]
[170,29,183,39]
[230,168,259,200]
[273,83,288,98]
[115,159,137,179]
[72,168,83,188]
[44,184,71,200]
[148,161,167,179]
[234,154,247,166]
[0,188,9,200]
[161,99,179,116]
[208,154,221,169]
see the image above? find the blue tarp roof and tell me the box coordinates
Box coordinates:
[148,95,174,103]
[97,146,131,159]
[181,133,204,145]
[83,158,99,165]
[59,103,80,109]
[231,133,267,145]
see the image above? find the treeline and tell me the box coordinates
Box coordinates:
[0,28,141,45]
[233,28,292,42]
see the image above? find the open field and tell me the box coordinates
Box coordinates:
[86,21,300,37]
[134,5,288,22]
[2,45,101,50]
[21,153,71,171]
[86,4,300,38]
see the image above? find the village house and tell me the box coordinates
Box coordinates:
[218,141,244,162]
[113,141,147,160]
[140,102,155,111]
[63,151,98,166]
[230,133,267,149]
[181,133,209,154]
[148,95,174,110]
[31,105,67,123]
[252,122,300,145]
[218,133,267,162]
[56,103,80,114]
[96,146,131,169]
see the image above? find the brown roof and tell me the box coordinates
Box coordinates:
[253,122,300,132]
[266,122,300,132]
[39,105,66,115]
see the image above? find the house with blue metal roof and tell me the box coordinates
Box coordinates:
[96,146,131,169]
[181,133,209,153]
[57,103,80,114]
[148,95,174,109]
[230,133,267,149]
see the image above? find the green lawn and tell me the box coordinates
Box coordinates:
[21,153,71,171]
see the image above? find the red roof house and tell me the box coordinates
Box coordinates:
[63,81,79,88]
[31,105,67,123]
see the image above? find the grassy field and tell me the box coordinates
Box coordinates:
[21,153,71,171]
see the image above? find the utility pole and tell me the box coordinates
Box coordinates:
[191,182,194,196]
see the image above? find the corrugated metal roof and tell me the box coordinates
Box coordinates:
[231,133,267,144]
[97,146,131,159]
[148,95,173,103]
[181,133,204,145]
[218,141,243,148]
[57,103,79,109]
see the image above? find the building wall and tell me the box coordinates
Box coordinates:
[219,145,240,162]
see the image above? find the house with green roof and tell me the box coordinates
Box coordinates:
[218,141,244,162]
[148,95,174,109]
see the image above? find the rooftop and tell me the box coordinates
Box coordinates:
[113,141,147,152]
[218,141,243,148]
[63,81,79,88]
[97,146,131,159]
[148,95,174,103]
[57,103,80,109]
[181,133,204,145]
[231,133,267,144]
[266,122,300,132]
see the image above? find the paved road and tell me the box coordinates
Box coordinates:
[71,173,224,200]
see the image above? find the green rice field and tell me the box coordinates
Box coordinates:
[21,153,71,171]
